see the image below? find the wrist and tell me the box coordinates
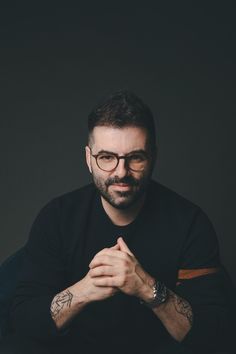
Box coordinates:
[137,276,156,302]
[70,278,93,306]
[139,279,169,309]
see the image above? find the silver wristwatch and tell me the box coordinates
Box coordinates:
[141,280,169,309]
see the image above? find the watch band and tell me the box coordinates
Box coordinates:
[140,280,169,309]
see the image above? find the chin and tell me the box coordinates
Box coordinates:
[110,200,134,210]
[105,192,142,210]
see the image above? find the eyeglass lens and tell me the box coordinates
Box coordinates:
[96,153,147,171]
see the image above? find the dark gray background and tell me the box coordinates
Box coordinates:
[1,3,235,284]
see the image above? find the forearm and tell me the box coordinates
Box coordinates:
[140,282,193,342]
[50,276,100,329]
[50,279,90,330]
[50,272,118,330]
[153,289,193,341]
[141,277,193,342]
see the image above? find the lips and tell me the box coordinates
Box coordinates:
[113,183,130,187]
[111,183,132,190]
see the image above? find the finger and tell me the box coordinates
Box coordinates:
[89,254,120,269]
[110,243,120,250]
[93,276,123,288]
[89,266,115,277]
[117,237,134,256]
[89,255,112,269]
[92,248,125,259]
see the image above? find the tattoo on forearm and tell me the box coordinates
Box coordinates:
[50,289,73,320]
[169,290,193,326]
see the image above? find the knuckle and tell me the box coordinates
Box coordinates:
[123,253,130,260]
[120,253,128,261]
[118,276,126,287]
[106,279,111,287]
[120,268,127,277]
[109,288,115,295]
[90,269,95,276]
[92,278,97,285]
[122,260,130,270]
[123,267,129,275]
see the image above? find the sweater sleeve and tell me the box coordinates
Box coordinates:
[175,208,233,353]
[10,198,68,340]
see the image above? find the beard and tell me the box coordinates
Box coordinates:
[92,172,151,210]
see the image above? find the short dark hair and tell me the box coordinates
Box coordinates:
[88,90,157,154]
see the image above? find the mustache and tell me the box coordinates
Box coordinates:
[105,176,139,187]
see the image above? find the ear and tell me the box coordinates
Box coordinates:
[85,146,92,173]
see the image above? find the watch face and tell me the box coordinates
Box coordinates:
[156,281,168,303]
[140,281,169,309]
[141,281,168,309]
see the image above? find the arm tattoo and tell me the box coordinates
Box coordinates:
[169,290,193,326]
[50,289,73,320]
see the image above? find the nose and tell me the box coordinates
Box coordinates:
[113,157,129,178]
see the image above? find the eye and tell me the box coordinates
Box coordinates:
[98,154,116,162]
[129,154,146,162]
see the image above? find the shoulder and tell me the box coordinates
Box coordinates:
[54,183,96,208]
[148,181,219,256]
[148,180,200,220]
[31,183,96,232]
[40,183,96,214]
[27,184,96,250]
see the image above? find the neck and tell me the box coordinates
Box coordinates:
[101,194,146,226]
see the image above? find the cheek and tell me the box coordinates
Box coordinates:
[135,169,151,184]
[91,166,109,183]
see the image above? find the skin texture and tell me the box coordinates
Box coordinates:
[50,126,193,342]
[86,126,153,224]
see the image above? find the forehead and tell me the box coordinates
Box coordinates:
[91,126,148,153]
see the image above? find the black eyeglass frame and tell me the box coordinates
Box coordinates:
[88,147,149,172]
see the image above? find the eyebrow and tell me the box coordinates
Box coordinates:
[96,149,147,155]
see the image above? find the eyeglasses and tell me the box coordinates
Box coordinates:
[89,148,149,172]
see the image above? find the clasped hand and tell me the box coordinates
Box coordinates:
[88,237,154,300]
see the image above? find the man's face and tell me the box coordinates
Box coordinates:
[86,126,154,209]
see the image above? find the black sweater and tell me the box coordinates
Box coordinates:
[11,181,230,353]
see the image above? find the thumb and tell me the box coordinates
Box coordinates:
[117,237,133,256]
[110,243,120,250]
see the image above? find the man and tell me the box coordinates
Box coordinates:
[0,90,232,353]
